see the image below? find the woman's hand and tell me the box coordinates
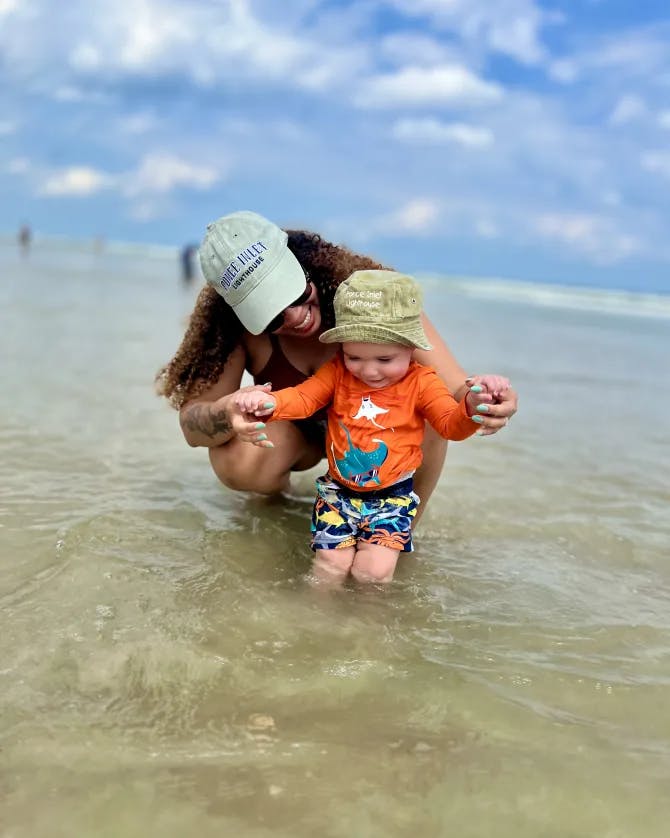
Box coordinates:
[465,375,517,436]
[231,384,276,448]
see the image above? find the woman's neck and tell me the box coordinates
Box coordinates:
[278,333,337,374]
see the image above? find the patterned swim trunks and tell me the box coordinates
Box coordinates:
[310,475,420,553]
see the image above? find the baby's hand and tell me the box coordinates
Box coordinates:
[234,388,277,417]
[465,375,512,433]
[466,374,510,402]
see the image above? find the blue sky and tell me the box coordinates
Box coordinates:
[2,0,670,291]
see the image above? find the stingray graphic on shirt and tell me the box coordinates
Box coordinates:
[352,396,389,429]
[332,421,388,486]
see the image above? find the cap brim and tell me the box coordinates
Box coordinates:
[319,323,432,351]
[233,246,307,334]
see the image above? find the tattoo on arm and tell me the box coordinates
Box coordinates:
[182,403,233,440]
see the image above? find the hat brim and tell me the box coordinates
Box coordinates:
[232,246,307,335]
[319,323,432,351]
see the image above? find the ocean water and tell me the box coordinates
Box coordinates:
[1,239,669,837]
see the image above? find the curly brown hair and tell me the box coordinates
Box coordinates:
[156,229,387,408]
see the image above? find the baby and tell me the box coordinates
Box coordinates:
[234,269,507,584]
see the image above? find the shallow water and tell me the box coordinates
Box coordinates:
[2,242,669,836]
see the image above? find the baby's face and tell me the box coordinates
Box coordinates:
[341,342,413,389]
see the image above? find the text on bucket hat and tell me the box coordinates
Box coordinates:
[199,210,307,335]
[319,270,432,350]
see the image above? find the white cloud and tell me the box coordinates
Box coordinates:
[608,95,646,126]
[381,0,549,65]
[69,43,102,72]
[54,85,88,102]
[381,198,442,234]
[40,166,113,196]
[548,59,579,83]
[37,150,219,202]
[487,9,547,65]
[534,212,641,264]
[475,218,499,238]
[52,84,110,103]
[590,32,668,74]
[641,151,670,179]
[6,156,29,174]
[378,32,460,68]
[0,0,19,14]
[123,152,220,197]
[0,119,17,135]
[548,26,670,87]
[127,200,165,222]
[117,0,192,71]
[117,112,159,136]
[355,64,503,108]
[601,190,621,208]
[658,111,670,130]
[393,118,494,148]
[56,0,362,95]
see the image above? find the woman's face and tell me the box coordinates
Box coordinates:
[270,281,322,338]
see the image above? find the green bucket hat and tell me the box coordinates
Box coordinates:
[319,270,432,350]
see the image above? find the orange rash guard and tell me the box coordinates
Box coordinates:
[270,354,475,492]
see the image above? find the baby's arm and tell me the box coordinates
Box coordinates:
[419,371,510,441]
[231,358,339,448]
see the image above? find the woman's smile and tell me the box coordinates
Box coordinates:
[277,286,321,337]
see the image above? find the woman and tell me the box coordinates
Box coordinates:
[156,211,517,519]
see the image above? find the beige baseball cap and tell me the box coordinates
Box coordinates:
[319,269,431,350]
[199,210,307,334]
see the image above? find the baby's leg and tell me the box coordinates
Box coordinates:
[312,547,355,585]
[309,479,357,584]
[351,542,400,584]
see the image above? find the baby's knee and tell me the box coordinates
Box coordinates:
[351,544,399,583]
[350,565,394,584]
[313,548,354,577]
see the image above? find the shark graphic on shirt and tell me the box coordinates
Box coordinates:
[332,421,388,486]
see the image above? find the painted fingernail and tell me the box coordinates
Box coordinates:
[476,429,487,436]
[263,402,274,409]
[255,422,266,429]
[471,415,484,423]
[257,433,267,441]
[261,440,274,448]
[470,385,483,393]
[476,404,490,413]
[262,382,272,387]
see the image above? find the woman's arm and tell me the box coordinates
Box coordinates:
[179,345,270,448]
[415,313,518,431]
[411,313,518,524]
[414,313,469,394]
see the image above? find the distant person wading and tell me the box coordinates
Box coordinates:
[18,223,32,257]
